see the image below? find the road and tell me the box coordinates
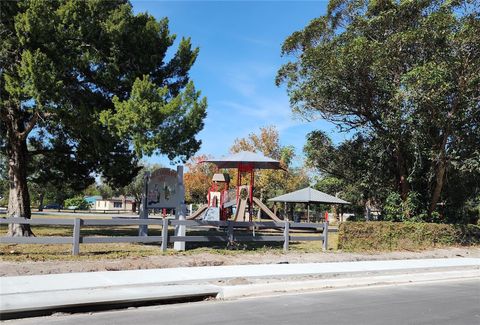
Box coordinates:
[7,279,479,324]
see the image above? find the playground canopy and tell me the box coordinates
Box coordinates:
[202,151,285,170]
[268,187,350,205]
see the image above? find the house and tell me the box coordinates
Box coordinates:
[84,196,102,207]
[94,196,136,211]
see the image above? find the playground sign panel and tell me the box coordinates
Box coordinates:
[147,168,181,209]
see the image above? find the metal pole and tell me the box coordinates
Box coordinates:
[283,221,289,252]
[161,217,169,252]
[307,203,310,223]
[72,218,82,256]
[322,221,329,251]
[174,166,186,251]
[249,169,254,221]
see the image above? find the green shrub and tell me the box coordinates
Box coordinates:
[383,191,425,222]
[0,195,7,207]
[338,221,480,251]
[63,196,90,210]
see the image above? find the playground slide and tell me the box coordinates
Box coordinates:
[187,204,208,220]
[253,197,282,222]
[234,199,248,222]
[223,199,236,208]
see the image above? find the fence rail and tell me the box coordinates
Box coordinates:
[0,217,329,255]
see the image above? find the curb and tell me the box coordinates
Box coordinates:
[1,285,220,319]
[217,269,480,299]
[3,258,479,295]
[1,259,479,319]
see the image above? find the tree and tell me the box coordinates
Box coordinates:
[121,164,162,211]
[184,154,216,204]
[28,139,97,211]
[305,131,394,211]
[278,0,480,221]
[0,1,207,235]
[63,196,89,210]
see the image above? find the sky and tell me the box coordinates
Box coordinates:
[131,1,348,167]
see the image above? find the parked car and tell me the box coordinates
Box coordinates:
[44,203,62,209]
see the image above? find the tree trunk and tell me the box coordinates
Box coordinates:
[429,160,446,215]
[429,135,448,215]
[7,137,34,236]
[395,146,410,201]
[332,204,339,222]
[38,192,44,211]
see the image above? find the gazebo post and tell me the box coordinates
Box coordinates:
[307,203,310,223]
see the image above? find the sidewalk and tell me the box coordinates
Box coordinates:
[1,258,479,319]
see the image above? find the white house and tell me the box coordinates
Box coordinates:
[94,196,136,211]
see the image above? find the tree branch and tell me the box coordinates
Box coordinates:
[18,111,39,141]
[28,148,74,156]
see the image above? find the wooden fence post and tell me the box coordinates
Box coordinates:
[227,221,234,243]
[72,218,82,256]
[161,218,169,252]
[322,221,329,251]
[283,221,290,253]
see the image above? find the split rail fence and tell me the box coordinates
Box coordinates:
[0,218,329,255]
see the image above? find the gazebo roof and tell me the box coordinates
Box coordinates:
[268,187,350,204]
[202,151,285,170]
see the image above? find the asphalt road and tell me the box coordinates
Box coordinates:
[8,279,480,325]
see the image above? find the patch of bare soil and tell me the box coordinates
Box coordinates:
[1,247,479,277]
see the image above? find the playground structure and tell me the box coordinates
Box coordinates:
[188,151,285,222]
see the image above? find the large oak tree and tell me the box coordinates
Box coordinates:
[278,0,480,220]
[0,0,207,235]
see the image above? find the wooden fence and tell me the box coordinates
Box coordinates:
[0,218,329,255]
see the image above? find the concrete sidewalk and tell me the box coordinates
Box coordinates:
[1,258,479,318]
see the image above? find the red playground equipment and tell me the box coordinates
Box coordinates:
[197,151,285,222]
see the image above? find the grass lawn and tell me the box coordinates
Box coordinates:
[1,215,337,262]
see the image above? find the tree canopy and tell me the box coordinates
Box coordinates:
[231,126,310,200]
[184,154,216,204]
[0,0,207,235]
[278,0,480,223]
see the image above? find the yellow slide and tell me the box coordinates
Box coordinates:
[253,197,282,222]
[234,199,248,222]
[187,204,208,220]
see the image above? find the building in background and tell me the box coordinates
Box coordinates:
[94,196,136,212]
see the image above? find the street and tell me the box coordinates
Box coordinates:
[7,279,480,325]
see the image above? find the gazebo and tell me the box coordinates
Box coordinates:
[268,187,350,222]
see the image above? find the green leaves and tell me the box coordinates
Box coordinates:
[280,0,480,221]
[1,0,207,218]
[5,49,62,106]
[101,75,206,161]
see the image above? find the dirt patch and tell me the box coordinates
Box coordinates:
[1,247,479,277]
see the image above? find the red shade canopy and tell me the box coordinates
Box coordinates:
[201,151,285,170]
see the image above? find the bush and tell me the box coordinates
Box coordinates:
[0,195,7,207]
[338,221,480,251]
[63,196,90,210]
[383,191,425,222]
